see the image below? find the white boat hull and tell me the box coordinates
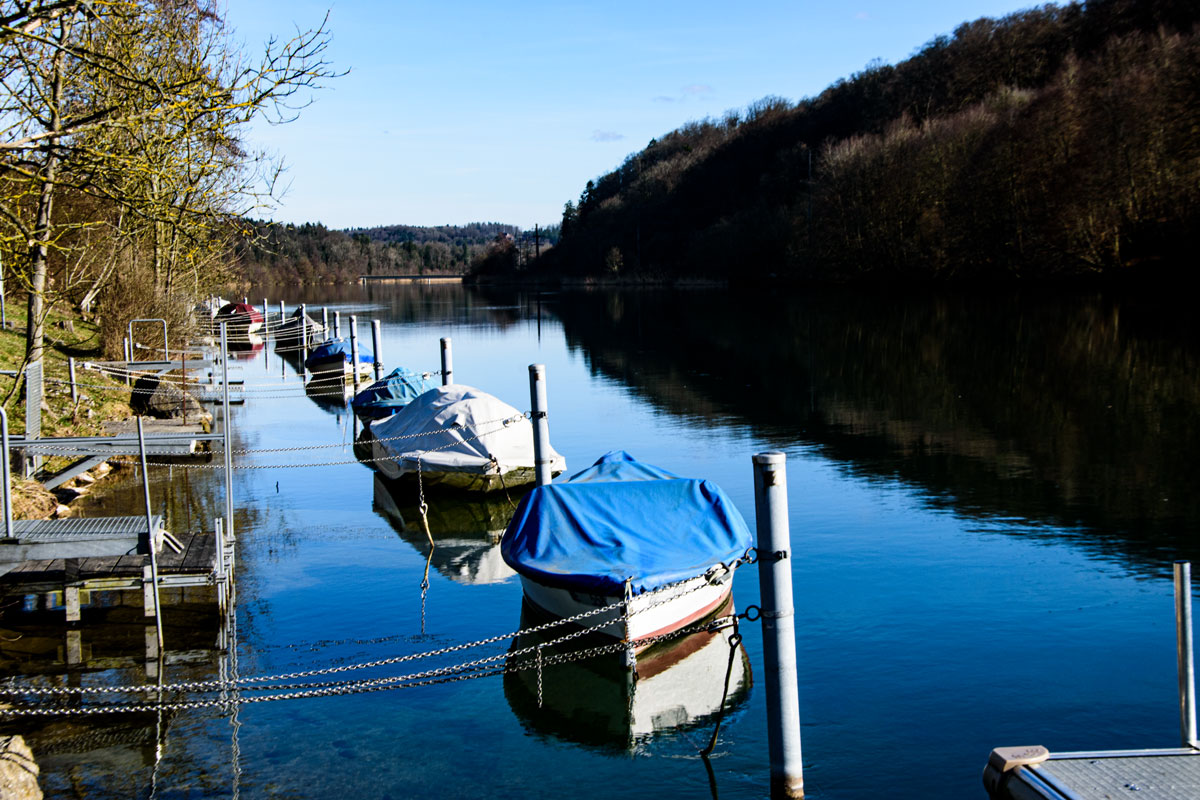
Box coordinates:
[518,567,735,651]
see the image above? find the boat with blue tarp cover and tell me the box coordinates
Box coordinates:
[304,337,374,375]
[351,367,436,419]
[500,451,753,650]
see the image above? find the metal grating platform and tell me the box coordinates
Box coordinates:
[987,749,1200,800]
[8,516,161,542]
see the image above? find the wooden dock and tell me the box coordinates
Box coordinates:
[984,745,1200,799]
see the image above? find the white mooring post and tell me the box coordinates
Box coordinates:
[753,451,805,799]
[528,364,552,488]
[333,311,342,340]
[440,337,453,386]
[349,315,361,391]
[137,417,165,654]
[1,408,12,540]
[1176,561,1198,747]
[279,300,286,326]
[300,303,309,356]
[372,320,384,380]
[322,306,329,336]
[262,298,269,336]
[220,323,235,543]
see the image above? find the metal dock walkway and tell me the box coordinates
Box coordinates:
[985,562,1200,800]
[985,746,1200,799]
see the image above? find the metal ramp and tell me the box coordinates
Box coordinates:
[985,747,1200,799]
[0,515,163,569]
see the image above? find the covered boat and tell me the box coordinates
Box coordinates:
[214,302,263,336]
[365,384,565,491]
[303,337,374,375]
[500,451,752,649]
[351,367,436,419]
[274,307,326,350]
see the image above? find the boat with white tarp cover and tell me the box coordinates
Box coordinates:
[364,384,565,491]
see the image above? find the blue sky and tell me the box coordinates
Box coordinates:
[225,0,1042,230]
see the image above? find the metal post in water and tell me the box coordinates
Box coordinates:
[69,357,78,404]
[349,315,361,392]
[123,337,132,387]
[1,408,12,540]
[333,311,341,340]
[1176,561,1198,747]
[279,300,285,325]
[322,307,329,337]
[262,298,269,336]
[300,303,309,355]
[528,364,553,488]
[440,337,453,386]
[220,322,235,542]
[753,451,805,799]
[137,417,165,654]
[372,320,384,380]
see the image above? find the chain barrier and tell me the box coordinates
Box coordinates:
[0,557,755,717]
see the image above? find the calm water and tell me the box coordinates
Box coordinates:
[8,282,1200,798]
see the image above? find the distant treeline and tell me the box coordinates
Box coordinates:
[235,221,559,283]
[523,0,1200,284]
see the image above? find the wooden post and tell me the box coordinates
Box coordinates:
[528,364,552,488]
[372,320,384,380]
[65,585,80,622]
[753,451,805,799]
[66,630,82,665]
[440,337,453,386]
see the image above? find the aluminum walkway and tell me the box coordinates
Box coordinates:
[984,746,1200,799]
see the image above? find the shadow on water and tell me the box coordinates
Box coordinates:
[503,598,751,755]
[531,286,1200,575]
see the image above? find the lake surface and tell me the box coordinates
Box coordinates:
[8,282,1200,798]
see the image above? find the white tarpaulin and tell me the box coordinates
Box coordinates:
[368,384,565,483]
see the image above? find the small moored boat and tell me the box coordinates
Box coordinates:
[500,451,752,651]
[214,302,263,336]
[274,308,326,350]
[351,367,436,419]
[364,384,565,491]
[303,337,374,375]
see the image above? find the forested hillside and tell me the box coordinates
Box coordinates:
[234,221,557,283]
[523,0,1200,284]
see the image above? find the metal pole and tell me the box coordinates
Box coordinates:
[753,451,805,799]
[333,311,341,340]
[262,298,269,337]
[322,307,329,338]
[440,337,453,386]
[528,364,552,488]
[372,320,384,380]
[137,417,165,654]
[220,322,235,542]
[1,408,12,540]
[123,337,132,387]
[69,357,78,404]
[349,315,361,392]
[279,300,285,325]
[1176,561,1198,747]
[300,303,308,353]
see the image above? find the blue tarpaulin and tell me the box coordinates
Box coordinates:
[351,368,435,418]
[304,338,374,371]
[500,451,752,596]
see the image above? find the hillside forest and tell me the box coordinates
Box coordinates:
[234,221,558,284]
[514,0,1200,284]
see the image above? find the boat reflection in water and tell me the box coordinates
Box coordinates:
[503,597,751,752]
[305,372,352,415]
[371,475,520,585]
[226,332,264,360]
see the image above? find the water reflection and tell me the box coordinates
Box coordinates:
[371,475,521,584]
[542,287,1200,573]
[503,598,750,753]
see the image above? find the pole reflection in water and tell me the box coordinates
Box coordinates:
[503,597,751,754]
